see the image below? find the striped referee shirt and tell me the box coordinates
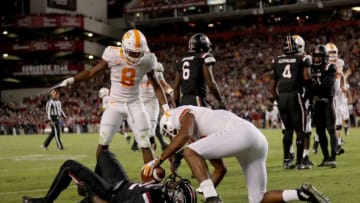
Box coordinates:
[46,99,66,120]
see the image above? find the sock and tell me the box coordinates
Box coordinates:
[337,137,342,146]
[200,179,218,199]
[282,189,299,202]
[303,149,309,158]
[314,134,319,142]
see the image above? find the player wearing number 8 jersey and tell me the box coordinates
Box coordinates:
[270,35,312,169]
[52,29,169,164]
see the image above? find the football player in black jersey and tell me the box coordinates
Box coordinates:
[173,33,225,109]
[270,35,312,169]
[22,150,170,203]
[311,44,337,168]
[171,33,226,191]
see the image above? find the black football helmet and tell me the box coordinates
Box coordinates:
[283,35,299,55]
[163,173,197,203]
[312,44,328,66]
[188,33,212,53]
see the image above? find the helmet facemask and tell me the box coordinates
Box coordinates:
[160,113,177,141]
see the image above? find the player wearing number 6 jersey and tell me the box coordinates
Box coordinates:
[52,29,169,164]
[270,35,312,169]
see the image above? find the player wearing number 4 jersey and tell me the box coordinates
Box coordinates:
[52,29,169,164]
[270,35,312,169]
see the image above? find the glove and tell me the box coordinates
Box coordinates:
[218,100,226,110]
[142,159,161,177]
[50,77,74,90]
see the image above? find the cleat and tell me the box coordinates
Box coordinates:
[318,160,330,167]
[328,160,336,168]
[303,156,314,168]
[283,160,296,169]
[336,146,345,156]
[205,196,222,203]
[298,184,331,203]
[40,144,47,151]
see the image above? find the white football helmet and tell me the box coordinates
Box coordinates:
[159,111,177,139]
[292,34,305,54]
[98,87,109,98]
[325,42,338,62]
[121,29,148,65]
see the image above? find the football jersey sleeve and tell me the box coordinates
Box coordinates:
[202,52,216,65]
[102,46,121,66]
[302,54,312,67]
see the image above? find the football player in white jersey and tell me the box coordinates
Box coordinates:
[325,42,347,155]
[142,106,330,203]
[139,61,173,150]
[53,29,169,164]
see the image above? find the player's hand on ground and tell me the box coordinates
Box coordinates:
[142,159,160,177]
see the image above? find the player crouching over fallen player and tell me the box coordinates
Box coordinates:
[142,105,331,203]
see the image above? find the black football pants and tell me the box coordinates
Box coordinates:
[43,151,128,202]
[313,99,337,161]
[278,92,306,164]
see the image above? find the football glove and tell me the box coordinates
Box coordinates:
[50,77,74,90]
[142,159,161,177]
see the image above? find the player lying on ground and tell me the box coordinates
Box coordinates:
[22,150,194,203]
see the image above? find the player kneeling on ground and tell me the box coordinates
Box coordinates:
[142,105,330,203]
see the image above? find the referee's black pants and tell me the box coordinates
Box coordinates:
[44,117,63,149]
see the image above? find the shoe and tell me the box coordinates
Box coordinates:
[303,156,314,168]
[22,196,45,203]
[205,196,223,203]
[328,160,336,168]
[296,163,306,170]
[312,141,319,154]
[336,146,345,156]
[283,159,296,169]
[318,160,330,167]
[40,144,47,151]
[298,184,330,203]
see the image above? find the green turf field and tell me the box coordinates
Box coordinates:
[1,128,359,203]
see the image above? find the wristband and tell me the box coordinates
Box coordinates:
[162,104,170,112]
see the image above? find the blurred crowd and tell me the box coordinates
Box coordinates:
[1,21,359,135]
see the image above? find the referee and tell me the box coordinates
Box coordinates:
[41,89,66,150]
